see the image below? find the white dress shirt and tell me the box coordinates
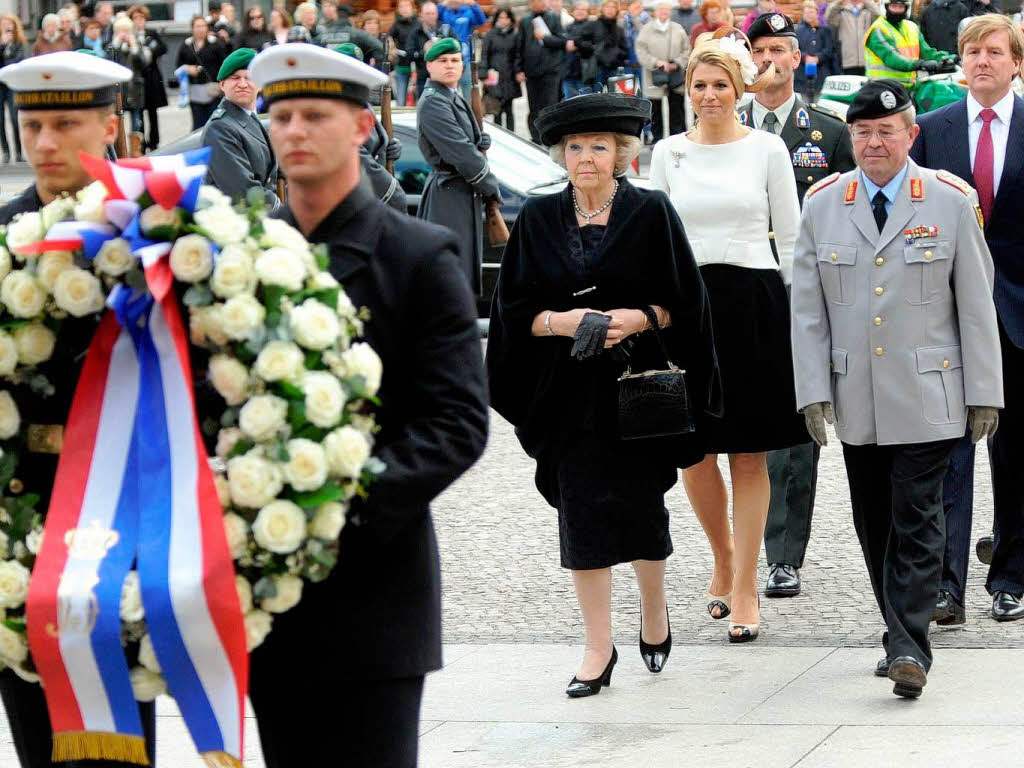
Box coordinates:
[967,88,1014,197]
[752,92,796,135]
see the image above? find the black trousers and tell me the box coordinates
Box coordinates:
[250,671,425,768]
[0,669,157,768]
[765,440,821,568]
[145,104,161,150]
[525,72,561,144]
[842,438,958,670]
[650,91,685,141]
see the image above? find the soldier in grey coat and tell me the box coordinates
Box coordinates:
[202,48,280,211]
[792,80,1003,699]
[417,37,500,295]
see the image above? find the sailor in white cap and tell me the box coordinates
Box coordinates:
[246,42,489,768]
[0,51,160,768]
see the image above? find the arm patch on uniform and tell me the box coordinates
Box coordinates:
[806,172,840,199]
[936,169,973,196]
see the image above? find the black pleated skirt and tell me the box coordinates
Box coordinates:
[699,264,808,455]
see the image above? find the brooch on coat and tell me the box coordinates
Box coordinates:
[670,150,684,168]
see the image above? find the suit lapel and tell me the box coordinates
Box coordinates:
[945,98,972,182]
[781,96,810,153]
[991,95,1024,225]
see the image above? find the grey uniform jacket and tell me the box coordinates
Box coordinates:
[361,117,407,213]
[416,79,500,296]
[792,161,1004,446]
[202,98,280,212]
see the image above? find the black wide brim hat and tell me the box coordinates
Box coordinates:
[535,93,652,147]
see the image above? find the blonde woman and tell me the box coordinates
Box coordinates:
[0,14,25,163]
[650,28,805,643]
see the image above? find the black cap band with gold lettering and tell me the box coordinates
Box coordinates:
[13,85,119,110]
[261,77,370,107]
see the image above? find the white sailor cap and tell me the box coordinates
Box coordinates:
[0,51,132,111]
[249,43,388,107]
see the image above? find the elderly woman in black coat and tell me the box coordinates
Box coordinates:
[487,93,720,698]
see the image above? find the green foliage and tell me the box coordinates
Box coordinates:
[292,482,344,509]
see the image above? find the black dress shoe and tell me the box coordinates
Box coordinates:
[640,607,671,674]
[765,563,801,597]
[992,591,1024,622]
[566,646,617,698]
[976,536,994,566]
[874,656,891,677]
[932,590,966,626]
[888,656,927,698]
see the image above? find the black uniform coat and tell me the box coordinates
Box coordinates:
[416,79,500,295]
[202,98,280,211]
[248,178,488,688]
[141,29,169,111]
[487,180,721,468]
[361,117,407,213]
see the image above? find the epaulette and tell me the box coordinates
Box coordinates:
[809,102,844,122]
[806,172,840,199]
[936,169,973,196]
[209,107,225,120]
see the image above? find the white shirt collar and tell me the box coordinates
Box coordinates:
[753,92,797,131]
[966,89,1014,125]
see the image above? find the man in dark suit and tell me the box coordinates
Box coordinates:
[249,43,488,767]
[743,12,856,599]
[910,13,1024,624]
[515,0,573,143]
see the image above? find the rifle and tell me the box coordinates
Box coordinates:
[114,91,129,159]
[469,61,509,247]
[380,32,395,176]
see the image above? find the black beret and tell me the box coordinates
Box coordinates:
[746,12,797,42]
[846,79,912,123]
[535,93,652,147]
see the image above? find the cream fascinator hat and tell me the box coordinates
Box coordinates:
[691,26,775,94]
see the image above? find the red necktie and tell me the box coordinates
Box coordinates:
[973,108,997,224]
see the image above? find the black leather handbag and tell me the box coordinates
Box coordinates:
[617,306,694,440]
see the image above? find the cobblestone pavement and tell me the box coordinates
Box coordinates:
[434,407,1018,648]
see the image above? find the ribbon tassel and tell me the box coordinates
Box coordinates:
[53,732,150,765]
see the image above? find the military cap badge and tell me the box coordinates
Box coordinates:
[880,91,897,109]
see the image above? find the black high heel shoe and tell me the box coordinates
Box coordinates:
[640,606,672,673]
[566,646,618,698]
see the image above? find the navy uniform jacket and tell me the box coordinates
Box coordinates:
[248,178,488,685]
[202,97,280,212]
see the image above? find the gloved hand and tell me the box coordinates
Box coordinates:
[803,401,835,447]
[385,136,402,162]
[968,406,999,443]
[917,59,942,73]
[479,133,492,152]
[570,312,611,360]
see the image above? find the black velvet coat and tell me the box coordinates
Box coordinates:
[487,180,721,469]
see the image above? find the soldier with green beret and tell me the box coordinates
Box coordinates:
[201,46,280,211]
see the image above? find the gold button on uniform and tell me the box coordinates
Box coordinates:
[875,347,884,356]
[874,316,883,326]
[807,175,814,182]
[875,286,884,295]
[943,359,950,369]
[830,252,838,261]
[876,257,884,266]
[925,250,933,260]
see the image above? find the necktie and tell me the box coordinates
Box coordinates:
[973,107,996,224]
[872,190,888,233]
[761,111,779,134]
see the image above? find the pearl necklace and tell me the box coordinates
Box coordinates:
[572,179,619,225]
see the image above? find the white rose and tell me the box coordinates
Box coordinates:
[0,624,28,664]
[215,426,244,458]
[223,512,249,558]
[302,371,345,428]
[0,247,12,284]
[238,394,288,442]
[53,268,104,317]
[129,667,166,701]
[227,453,284,509]
[40,196,75,230]
[0,391,21,440]
[138,634,160,673]
[324,426,370,478]
[254,247,306,292]
[120,570,145,622]
[73,180,109,223]
[189,304,228,347]
[254,340,304,383]
[336,289,356,319]
[93,238,136,277]
[260,574,303,613]
[210,245,256,298]
[1,271,46,318]
[25,528,43,555]
[195,205,249,246]
[260,218,310,254]
[0,560,30,609]
[4,212,43,255]
[244,610,273,651]
[283,438,328,492]
[214,474,232,509]
[252,500,306,554]
[208,354,251,407]
[289,299,340,351]
[10,664,39,683]
[309,271,338,290]
[35,250,75,291]
[340,343,383,397]
[309,501,346,541]
[0,332,17,377]
[197,185,231,210]
[235,575,253,613]
[139,205,183,239]
[220,294,266,341]
[169,234,214,283]
[14,323,56,366]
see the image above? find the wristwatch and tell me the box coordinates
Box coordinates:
[544,311,555,336]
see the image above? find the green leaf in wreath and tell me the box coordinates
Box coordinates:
[245,186,267,210]
[291,482,344,509]
[0,319,30,331]
[313,243,329,272]
[270,442,290,463]
[274,380,306,402]
[252,576,277,599]
[220,407,239,428]
[287,400,306,432]
[226,438,255,459]
[232,340,257,364]
[183,284,214,307]
[0,450,18,489]
[303,350,322,370]
[311,548,337,569]
[201,417,220,437]
[2,618,26,634]
[293,425,327,442]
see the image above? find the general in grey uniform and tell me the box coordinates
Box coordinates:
[202,47,280,211]
[743,11,857,598]
[416,36,500,296]
[792,80,1003,699]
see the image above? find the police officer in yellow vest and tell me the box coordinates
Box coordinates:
[864,0,954,88]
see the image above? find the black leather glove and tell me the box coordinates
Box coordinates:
[385,136,402,162]
[479,133,492,152]
[570,312,610,360]
[917,59,941,73]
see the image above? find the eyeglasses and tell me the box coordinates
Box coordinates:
[849,125,911,141]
